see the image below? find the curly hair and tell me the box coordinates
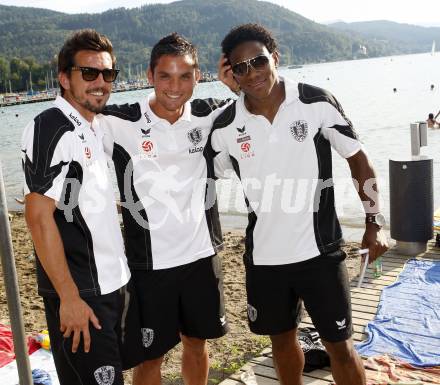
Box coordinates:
[150,32,198,72]
[221,24,278,59]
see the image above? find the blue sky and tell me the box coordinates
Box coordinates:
[1,0,439,26]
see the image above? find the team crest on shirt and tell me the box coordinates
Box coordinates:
[94,365,115,385]
[141,328,154,348]
[290,120,308,142]
[187,127,204,154]
[247,304,258,322]
[187,127,203,146]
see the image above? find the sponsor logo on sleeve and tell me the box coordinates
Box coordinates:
[69,113,82,127]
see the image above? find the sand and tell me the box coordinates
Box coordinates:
[0,212,362,384]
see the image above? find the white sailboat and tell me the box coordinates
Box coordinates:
[432,40,436,55]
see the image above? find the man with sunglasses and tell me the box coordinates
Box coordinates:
[96,33,238,385]
[22,29,142,385]
[211,24,388,385]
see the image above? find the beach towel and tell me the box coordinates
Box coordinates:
[364,355,440,385]
[0,324,39,368]
[356,259,440,367]
[0,348,59,385]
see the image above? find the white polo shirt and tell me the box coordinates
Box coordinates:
[209,77,362,265]
[21,96,130,297]
[98,94,230,270]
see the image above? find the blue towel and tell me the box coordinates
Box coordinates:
[356,259,440,367]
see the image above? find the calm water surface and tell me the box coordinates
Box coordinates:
[1,52,440,228]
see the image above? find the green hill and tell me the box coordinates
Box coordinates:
[329,20,440,53]
[0,0,428,92]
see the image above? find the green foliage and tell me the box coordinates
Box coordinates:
[1,1,438,92]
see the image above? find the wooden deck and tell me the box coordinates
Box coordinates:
[220,239,440,385]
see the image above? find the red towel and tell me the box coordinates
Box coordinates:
[0,324,40,368]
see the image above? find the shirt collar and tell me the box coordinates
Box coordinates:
[237,76,299,120]
[53,96,91,131]
[143,92,192,126]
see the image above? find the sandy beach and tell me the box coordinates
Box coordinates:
[0,212,363,384]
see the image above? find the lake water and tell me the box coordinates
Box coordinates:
[1,52,440,228]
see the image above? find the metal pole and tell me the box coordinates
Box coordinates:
[0,160,33,385]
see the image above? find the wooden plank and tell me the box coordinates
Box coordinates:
[351,297,380,308]
[351,303,379,314]
[350,292,380,301]
[350,286,383,296]
[251,357,333,381]
[350,282,391,291]
[221,246,440,385]
[351,310,375,321]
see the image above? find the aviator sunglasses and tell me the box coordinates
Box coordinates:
[70,66,120,82]
[231,54,271,77]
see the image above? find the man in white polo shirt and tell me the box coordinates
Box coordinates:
[210,24,388,385]
[97,33,237,385]
[22,30,141,385]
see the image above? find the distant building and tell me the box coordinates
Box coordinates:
[352,44,367,59]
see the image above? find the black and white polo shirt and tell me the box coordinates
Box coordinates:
[21,96,130,297]
[98,94,230,270]
[208,77,362,266]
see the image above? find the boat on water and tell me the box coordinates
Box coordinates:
[288,64,303,69]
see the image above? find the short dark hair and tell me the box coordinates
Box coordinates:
[221,23,278,60]
[149,32,198,72]
[429,113,434,119]
[57,29,116,95]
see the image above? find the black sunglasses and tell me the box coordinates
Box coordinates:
[231,54,271,77]
[70,66,119,82]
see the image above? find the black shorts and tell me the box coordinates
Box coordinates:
[131,255,228,360]
[43,281,144,385]
[245,249,352,343]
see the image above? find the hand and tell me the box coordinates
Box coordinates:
[361,224,389,263]
[217,54,240,94]
[59,295,101,353]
